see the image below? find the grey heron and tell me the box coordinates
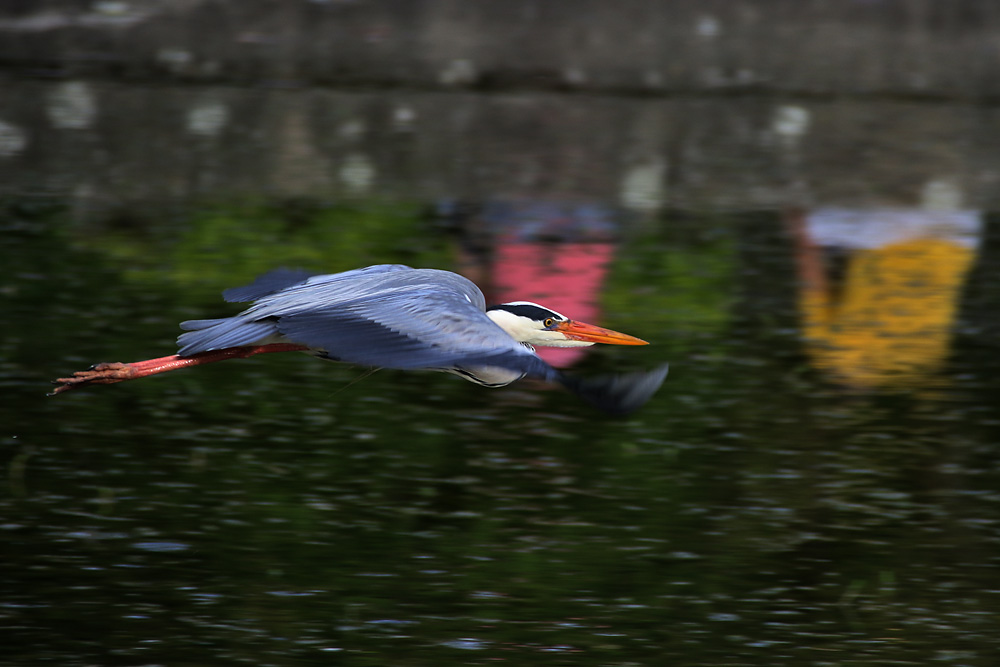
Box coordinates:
[51,264,668,414]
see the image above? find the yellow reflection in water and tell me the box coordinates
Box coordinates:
[797,220,977,389]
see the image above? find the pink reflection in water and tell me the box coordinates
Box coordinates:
[491,242,615,367]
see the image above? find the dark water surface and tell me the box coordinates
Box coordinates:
[3,205,1000,665]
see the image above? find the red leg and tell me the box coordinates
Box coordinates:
[49,343,310,395]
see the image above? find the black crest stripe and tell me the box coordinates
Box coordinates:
[486,304,560,321]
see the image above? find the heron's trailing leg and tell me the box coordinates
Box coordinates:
[49,343,309,395]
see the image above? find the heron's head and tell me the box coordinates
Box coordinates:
[486,302,648,348]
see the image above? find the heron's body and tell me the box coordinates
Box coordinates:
[52,264,668,414]
[177,265,557,387]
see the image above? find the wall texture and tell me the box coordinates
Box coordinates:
[1,0,998,212]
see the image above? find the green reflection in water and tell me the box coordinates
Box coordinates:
[70,199,443,294]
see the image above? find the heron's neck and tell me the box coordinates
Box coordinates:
[485,309,538,344]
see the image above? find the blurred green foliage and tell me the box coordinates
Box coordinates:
[606,215,735,340]
[53,198,738,342]
[67,199,450,299]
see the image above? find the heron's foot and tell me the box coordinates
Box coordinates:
[49,362,135,395]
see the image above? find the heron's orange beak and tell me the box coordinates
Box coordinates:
[554,320,648,345]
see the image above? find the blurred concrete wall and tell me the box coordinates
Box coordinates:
[1,0,999,212]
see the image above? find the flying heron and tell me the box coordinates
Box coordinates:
[51,264,668,414]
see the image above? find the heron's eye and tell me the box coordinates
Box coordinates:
[543,318,555,328]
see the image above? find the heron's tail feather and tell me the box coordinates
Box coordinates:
[557,364,669,416]
[177,318,280,356]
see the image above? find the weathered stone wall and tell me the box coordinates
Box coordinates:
[1,0,998,213]
[4,0,999,96]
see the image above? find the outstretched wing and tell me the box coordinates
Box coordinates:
[557,364,670,416]
[223,265,411,303]
[278,287,553,378]
[267,270,552,378]
[181,265,555,382]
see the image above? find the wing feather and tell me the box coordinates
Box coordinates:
[177,318,279,355]
[178,265,547,379]
[272,280,538,372]
[223,264,412,303]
